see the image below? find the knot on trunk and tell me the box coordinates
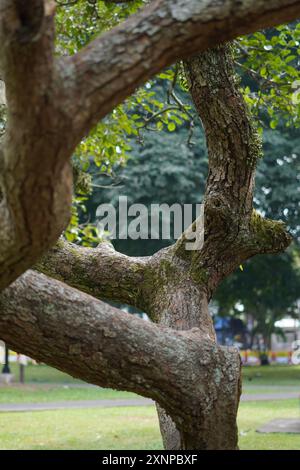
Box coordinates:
[204,194,235,233]
[1,0,52,44]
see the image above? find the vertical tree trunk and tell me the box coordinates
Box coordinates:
[150,271,241,449]
[150,41,261,449]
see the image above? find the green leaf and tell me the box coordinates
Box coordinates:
[167,122,176,132]
[270,119,278,129]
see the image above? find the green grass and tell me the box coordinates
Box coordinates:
[0,384,137,404]
[242,365,300,386]
[0,407,162,450]
[6,363,300,387]
[7,363,83,384]
[0,400,299,450]
[6,362,300,385]
[1,364,137,403]
[0,383,299,404]
[241,386,300,394]
[238,399,300,450]
[1,363,299,450]
[1,363,299,404]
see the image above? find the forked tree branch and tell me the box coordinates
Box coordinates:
[35,43,292,320]
[35,238,217,336]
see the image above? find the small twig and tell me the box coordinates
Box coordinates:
[138,106,179,129]
[167,64,179,104]
[235,61,283,91]
[91,183,124,189]
[170,90,196,145]
[56,0,79,6]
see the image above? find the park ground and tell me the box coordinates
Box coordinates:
[0,364,299,450]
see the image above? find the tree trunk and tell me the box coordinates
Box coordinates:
[150,268,240,449]
[148,43,257,449]
[147,42,291,448]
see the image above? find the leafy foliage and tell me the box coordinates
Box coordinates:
[236,24,300,129]
[255,128,300,240]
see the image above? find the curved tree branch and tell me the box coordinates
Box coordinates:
[34,42,292,326]
[0,0,73,291]
[0,269,241,449]
[35,238,217,336]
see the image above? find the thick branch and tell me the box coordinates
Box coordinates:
[0,0,74,291]
[0,269,241,448]
[35,238,216,338]
[36,238,150,310]
[35,44,293,326]
[185,45,258,230]
[174,45,293,293]
[62,0,300,140]
[1,1,55,109]
[0,0,45,44]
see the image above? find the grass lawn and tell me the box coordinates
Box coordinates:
[238,399,300,450]
[242,365,300,386]
[241,386,300,394]
[1,363,135,402]
[0,384,137,403]
[7,363,299,386]
[6,362,300,385]
[7,363,83,384]
[0,400,299,450]
[0,363,299,403]
[0,407,162,450]
[1,383,299,404]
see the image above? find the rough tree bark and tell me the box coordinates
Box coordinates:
[0,0,298,450]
